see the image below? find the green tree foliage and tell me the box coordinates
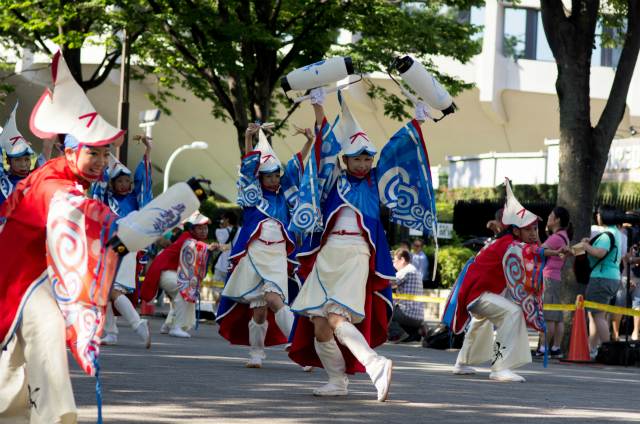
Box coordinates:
[0,0,145,91]
[132,0,485,156]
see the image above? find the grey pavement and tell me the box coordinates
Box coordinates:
[69,311,640,423]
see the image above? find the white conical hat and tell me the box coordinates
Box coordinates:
[0,99,34,158]
[29,50,125,146]
[107,153,131,180]
[182,211,211,226]
[501,178,540,228]
[333,90,377,157]
[255,128,282,174]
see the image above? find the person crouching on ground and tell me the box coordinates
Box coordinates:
[388,248,425,343]
[444,179,571,382]
[141,212,219,338]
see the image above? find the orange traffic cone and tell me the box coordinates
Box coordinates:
[557,295,593,364]
[140,300,155,315]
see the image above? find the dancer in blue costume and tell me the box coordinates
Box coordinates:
[217,122,314,368]
[0,99,54,207]
[91,135,154,347]
[288,87,438,402]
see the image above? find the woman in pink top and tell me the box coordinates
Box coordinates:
[535,207,573,359]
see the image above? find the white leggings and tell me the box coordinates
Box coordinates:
[0,278,77,424]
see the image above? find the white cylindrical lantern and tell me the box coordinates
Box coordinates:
[112,179,205,253]
[280,56,355,92]
[395,56,455,114]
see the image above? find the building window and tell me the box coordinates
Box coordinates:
[502,7,620,68]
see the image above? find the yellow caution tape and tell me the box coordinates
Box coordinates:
[543,304,576,311]
[201,280,225,288]
[146,276,640,317]
[393,293,447,303]
[583,301,640,317]
[389,293,640,317]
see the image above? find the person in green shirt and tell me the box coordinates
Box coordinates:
[581,204,621,359]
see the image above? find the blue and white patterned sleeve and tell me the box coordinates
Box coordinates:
[134,155,153,209]
[377,119,437,238]
[281,153,303,209]
[236,151,262,208]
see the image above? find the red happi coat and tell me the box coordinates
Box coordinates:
[0,157,120,375]
[140,232,192,302]
[447,234,548,335]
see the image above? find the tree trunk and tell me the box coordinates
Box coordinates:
[542,0,640,351]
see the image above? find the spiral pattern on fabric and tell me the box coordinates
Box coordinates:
[423,210,434,231]
[51,220,86,271]
[243,186,259,204]
[292,203,315,230]
[52,277,72,305]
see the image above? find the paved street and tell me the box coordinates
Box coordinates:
[70,311,640,423]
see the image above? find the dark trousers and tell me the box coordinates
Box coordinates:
[388,306,423,340]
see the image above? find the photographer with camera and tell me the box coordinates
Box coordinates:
[581,204,622,359]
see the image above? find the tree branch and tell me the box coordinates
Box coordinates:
[595,1,640,139]
[9,9,53,55]
[147,0,236,116]
[539,0,569,58]
[272,9,329,88]
[269,0,284,32]
[272,91,309,133]
[278,0,328,35]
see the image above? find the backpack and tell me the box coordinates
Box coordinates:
[573,232,617,285]
[422,323,465,350]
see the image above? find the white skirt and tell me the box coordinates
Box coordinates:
[291,244,370,324]
[113,252,136,293]
[221,240,289,307]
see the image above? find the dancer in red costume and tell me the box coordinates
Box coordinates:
[141,212,219,338]
[444,179,572,382]
[0,51,203,424]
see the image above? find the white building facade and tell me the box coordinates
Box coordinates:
[1,0,638,200]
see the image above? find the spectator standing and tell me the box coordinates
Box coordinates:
[411,238,430,282]
[582,204,622,359]
[534,207,573,359]
[388,249,425,343]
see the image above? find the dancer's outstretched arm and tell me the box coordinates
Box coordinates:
[245,122,260,155]
[310,87,326,126]
[298,128,314,162]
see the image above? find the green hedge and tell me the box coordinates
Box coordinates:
[424,245,475,289]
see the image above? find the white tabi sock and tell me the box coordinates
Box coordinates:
[249,318,268,359]
[274,305,294,339]
[104,301,118,335]
[334,321,386,382]
[114,295,144,330]
[314,338,349,389]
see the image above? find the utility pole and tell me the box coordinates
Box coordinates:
[117,29,131,165]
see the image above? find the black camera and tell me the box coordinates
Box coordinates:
[599,211,640,226]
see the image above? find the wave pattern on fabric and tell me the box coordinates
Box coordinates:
[45,188,120,376]
[177,239,209,303]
